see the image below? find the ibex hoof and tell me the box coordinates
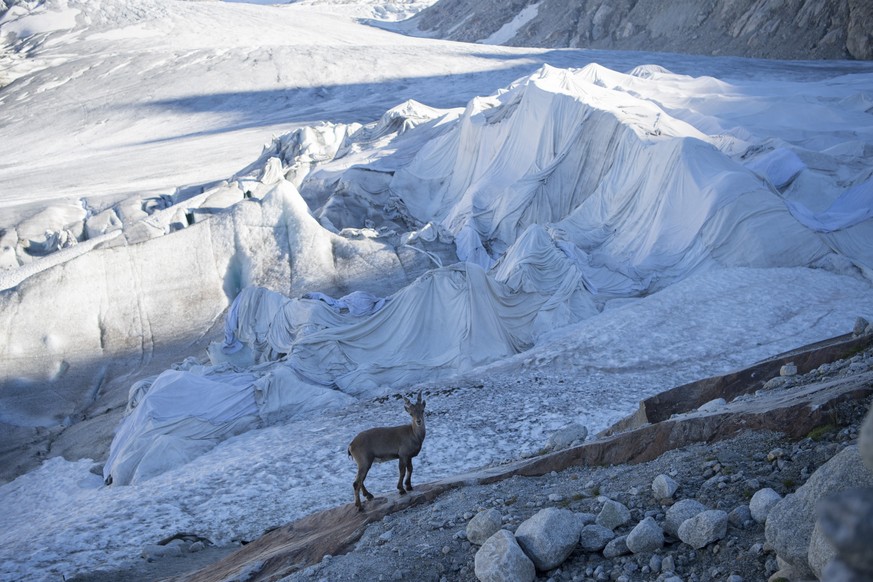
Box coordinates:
[398,489,407,496]
[365,493,374,501]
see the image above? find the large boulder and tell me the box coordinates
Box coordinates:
[664,498,707,537]
[467,509,504,546]
[626,516,664,554]
[513,507,580,571]
[474,529,535,582]
[765,445,873,579]
[652,474,679,500]
[603,535,630,558]
[596,499,631,530]
[677,510,728,549]
[579,524,615,552]
[749,488,782,524]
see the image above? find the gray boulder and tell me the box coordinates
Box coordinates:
[579,524,615,552]
[576,512,596,527]
[728,504,752,528]
[749,488,782,524]
[765,445,873,579]
[652,474,679,500]
[677,509,728,549]
[808,488,873,578]
[780,363,798,376]
[664,498,707,537]
[467,509,503,546]
[596,499,631,530]
[547,423,588,451]
[514,507,580,571]
[626,516,664,554]
[602,535,630,558]
[474,529,535,582]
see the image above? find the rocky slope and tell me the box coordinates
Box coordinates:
[66,323,873,581]
[402,0,873,60]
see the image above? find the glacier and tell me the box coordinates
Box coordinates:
[1,0,873,579]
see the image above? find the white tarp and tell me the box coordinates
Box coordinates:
[103,64,873,485]
[104,369,260,486]
[786,176,873,233]
[105,262,553,484]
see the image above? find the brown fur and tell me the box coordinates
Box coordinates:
[347,392,426,511]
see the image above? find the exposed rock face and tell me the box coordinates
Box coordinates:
[406,0,873,60]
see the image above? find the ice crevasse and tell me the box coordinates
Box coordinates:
[104,64,873,485]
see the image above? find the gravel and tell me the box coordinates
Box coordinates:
[285,392,871,582]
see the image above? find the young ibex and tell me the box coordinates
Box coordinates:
[347,391,426,511]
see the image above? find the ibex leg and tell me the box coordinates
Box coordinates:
[397,458,408,494]
[404,458,414,491]
[353,462,374,510]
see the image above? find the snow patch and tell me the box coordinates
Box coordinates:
[478,2,540,45]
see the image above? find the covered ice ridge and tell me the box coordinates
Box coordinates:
[97,64,873,485]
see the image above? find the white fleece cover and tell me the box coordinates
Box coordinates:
[102,63,873,486]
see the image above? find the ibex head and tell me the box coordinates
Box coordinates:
[403,391,426,430]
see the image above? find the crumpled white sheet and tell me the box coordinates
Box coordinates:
[104,369,260,486]
[390,66,838,296]
[786,176,873,233]
[105,262,558,485]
